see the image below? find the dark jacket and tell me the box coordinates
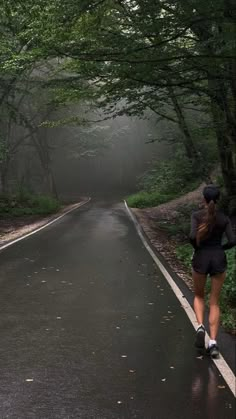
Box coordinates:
[189,209,236,250]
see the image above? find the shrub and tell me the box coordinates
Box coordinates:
[126,191,175,208]
[127,150,204,209]
[28,195,60,215]
[0,193,60,217]
[138,151,202,196]
[159,220,190,238]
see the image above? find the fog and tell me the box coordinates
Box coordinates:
[4,99,174,201]
[51,114,170,200]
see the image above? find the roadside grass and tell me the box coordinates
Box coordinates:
[126,154,202,209]
[126,191,176,208]
[126,184,201,209]
[0,192,60,217]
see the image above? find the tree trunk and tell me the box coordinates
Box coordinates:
[44,165,58,199]
[186,7,236,212]
[209,81,236,214]
[31,132,58,199]
[0,156,10,195]
[224,0,236,110]
[0,168,8,195]
[168,87,200,163]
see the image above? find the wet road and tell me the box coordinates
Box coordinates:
[0,202,235,418]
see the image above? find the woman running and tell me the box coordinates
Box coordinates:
[189,185,236,358]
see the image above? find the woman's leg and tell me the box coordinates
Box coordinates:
[209,272,226,340]
[192,270,207,325]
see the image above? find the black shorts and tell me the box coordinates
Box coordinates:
[192,248,227,276]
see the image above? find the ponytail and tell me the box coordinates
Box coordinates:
[196,200,216,245]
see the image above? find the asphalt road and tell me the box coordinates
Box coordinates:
[0,201,235,419]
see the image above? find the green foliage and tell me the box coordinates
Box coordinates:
[1,0,235,209]
[28,195,60,215]
[0,192,60,217]
[127,150,202,209]
[126,191,175,209]
[158,220,190,238]
[175,244,193,268]
[222,249,236,305]
[139,151,202,196]
[221,311,236,333]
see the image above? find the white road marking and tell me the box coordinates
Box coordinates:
[0,199,91,252]
[125,200,236,398]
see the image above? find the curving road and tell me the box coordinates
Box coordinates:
[0,201,235,418]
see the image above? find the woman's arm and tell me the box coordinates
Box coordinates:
[189,213,198,249]
[222,218,236,250]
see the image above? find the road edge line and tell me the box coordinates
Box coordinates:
[0,198,91,252]
[124,200,236,398]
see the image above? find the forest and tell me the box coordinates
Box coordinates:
[0,0,235,209]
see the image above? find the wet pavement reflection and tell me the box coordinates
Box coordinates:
[0,202,235,418]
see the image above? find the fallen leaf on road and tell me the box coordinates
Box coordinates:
[117,401,122,405]
[57,317,62,320]
[129,370,136,373]
[26,379,34,382]
[121,355,127,358]
[170,366,175,369]
[161,378,166,382]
